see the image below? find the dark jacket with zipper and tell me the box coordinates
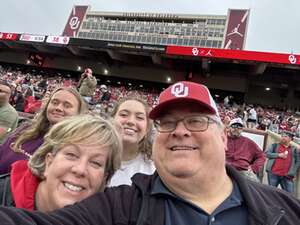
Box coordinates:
[0,173,14,207]
[0,165,299,225]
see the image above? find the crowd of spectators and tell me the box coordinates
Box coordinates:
[0,64,160,117]
[218,97,300,139]
[1,63,300,139]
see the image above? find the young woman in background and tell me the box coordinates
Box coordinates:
[108,97,155,186]
[0,87,86,174]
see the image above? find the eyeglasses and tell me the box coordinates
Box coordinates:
[230,124,243,129]
[281,133,293,139]
[154,115,218,133]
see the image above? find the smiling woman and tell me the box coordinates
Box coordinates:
[0,114,122,212]
[108,97,155,186]
[0,87,87,175]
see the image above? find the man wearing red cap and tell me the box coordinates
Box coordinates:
[0,81,298,225]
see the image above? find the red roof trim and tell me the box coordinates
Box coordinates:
[166,46,299,65]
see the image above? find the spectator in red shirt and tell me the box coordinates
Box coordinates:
[226,118,266,182]
[265,131,300,193]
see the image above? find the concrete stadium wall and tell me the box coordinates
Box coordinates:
[192,74,247,92]
[245,83,300,108]
[0,51,28,65]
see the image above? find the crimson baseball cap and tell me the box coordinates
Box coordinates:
[149,81,219,119]
[85,68,93,74]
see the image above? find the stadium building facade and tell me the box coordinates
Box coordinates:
[5,6,300,108]
[63,5,249,50]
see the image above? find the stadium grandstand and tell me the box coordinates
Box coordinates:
[63,6,248,50]
[0,5,300,197]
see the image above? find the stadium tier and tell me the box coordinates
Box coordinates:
[62,5,249,50]
[0,6,300,108]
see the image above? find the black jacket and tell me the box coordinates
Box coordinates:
[0,166,299,225]
[0,174,14,207]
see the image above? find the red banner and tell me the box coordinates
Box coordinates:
[166,46,300,65]
[0,32,17,41]
[224,9,250,50]
[62,5,89,37]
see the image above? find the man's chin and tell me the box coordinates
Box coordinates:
[161,162,197,177]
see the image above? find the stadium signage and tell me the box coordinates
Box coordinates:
[62,5,89,37]
[106,42,165,52]
[224,9,249,50]
[19,34,45,42]
[123,12,178,19]
[0,32,17,41]
[288,54,297,64]
[46,36,70,45]
[166,46,300,65]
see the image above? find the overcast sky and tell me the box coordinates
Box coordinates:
[1,0,299,54]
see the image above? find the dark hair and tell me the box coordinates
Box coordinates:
[280,130,294,139]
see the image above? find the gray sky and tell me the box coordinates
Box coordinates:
[1,0,299,54]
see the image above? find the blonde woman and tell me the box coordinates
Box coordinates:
[108,97,155,186]
[0,114,122,211]
[0,87,87,174]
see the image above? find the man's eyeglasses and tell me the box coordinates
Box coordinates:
[154,115,218,133]
[281,133,294,139]
[230,124,243,129]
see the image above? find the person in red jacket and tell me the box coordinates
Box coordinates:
[0,114,121,212]
[266,131,300,193]
[226,117,266,181]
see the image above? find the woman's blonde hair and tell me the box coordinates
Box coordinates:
[12,87,87,153]
[110,96,153,160]
[29,114,122,188]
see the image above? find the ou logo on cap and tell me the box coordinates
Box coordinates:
[171,83,189,97]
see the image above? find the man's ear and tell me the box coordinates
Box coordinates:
[221,127,228,152]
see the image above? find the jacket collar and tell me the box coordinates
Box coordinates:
[225,165,284,225]
[10,160,40,210]
[132,166,285,225]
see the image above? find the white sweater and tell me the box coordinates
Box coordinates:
[108,153,156,187]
